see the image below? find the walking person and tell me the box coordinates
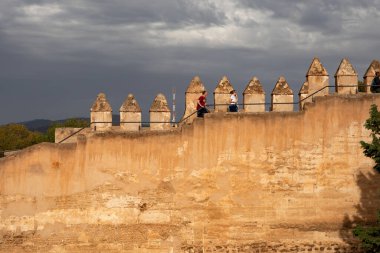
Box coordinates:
[229,90,238,112]
[197,91,209,117]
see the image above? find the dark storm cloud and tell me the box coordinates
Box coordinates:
[0,0,379,124]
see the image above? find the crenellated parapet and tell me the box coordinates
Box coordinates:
[182,76,205,123]
[214,76,235,112]
[120,94,141,131]
[90,93,112,131]
[335,58,358,94]
[363,60,380,93]
[149,93,171,130]
[299,58,329,109]
[243,77,265,112]
[82,58,379,136]
[271,76,294,112]
[298,81,309,110]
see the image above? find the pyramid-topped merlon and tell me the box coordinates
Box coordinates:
[186,76,205,93]
[306,57,329,76]
[149,93,170,112]
[364,60,380,77]
[120,94,141,112]
[214,76,234,93]
[243,77,265,94]
[91,93,112,112]
[272,76,293,95]
[335,58,357,76]
[299,81,309,95]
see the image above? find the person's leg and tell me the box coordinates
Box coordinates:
[198,108,207,117]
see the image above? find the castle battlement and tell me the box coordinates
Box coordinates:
[1,91,380,252]
[56,58,379,143]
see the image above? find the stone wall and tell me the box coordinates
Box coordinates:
[1,94,380,252]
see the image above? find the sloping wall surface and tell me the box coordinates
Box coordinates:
[1,94,380,253]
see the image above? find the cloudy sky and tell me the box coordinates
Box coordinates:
[0,0,379,124]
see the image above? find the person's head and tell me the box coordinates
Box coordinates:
[202,90,208,96]
[230,89,236,95]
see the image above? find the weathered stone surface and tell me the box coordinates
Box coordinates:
[90,93,112,112]
[243,77,265,112]
[214,75,234,94]
[149,93,170,112]
[306,57,329,76]
[1,94,380,252]
[120,94,141,112]
[185,75,205,93]
[214,76,235,112]
[90,93,112,131]
[272,76,293,95]
[299,81,310,110]
[305,58,330,100]
[150,93,171,130]
[335,58,358,94]
[364,60,380,77]
[181,76,206,124]
[271,76,294,112]
[363,60,380,93]
[120,94,141,131]
[335,58,357,77]
[55,127,90,143]
[243,76,265,94]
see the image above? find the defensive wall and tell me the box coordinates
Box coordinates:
[0,58,380,252]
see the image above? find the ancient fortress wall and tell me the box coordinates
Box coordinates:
[1,94,380,252]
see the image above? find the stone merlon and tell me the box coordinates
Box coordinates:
[214,76,234,94]
[299,81,309,95]
[149,93,170,112]
[306,57,329,77]
[186,76,205,93]
[243,77,265,95]
[120,94,141,112]
[271,76,293,95]
[90,93,112,112]
[364,60,380,78]
[335,58,357,77]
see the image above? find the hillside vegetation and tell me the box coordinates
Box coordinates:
[0,118,89,157]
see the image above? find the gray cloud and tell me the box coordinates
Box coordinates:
[0,0,379,124]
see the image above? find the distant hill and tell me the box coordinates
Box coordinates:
[16,115,121,133]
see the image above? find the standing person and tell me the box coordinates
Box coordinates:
[197,91,209,117]
[371,71,380,93]
[229,90,238,112]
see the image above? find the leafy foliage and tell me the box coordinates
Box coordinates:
[0,124,45,152]
[354,104,380,252]
[360,104,380,173]
[353,212,380,252]
[0,118,89,157]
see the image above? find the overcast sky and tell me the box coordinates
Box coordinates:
[0,0,379,124]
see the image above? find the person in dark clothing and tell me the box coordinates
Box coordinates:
[196,91,209,117]
[371,71,380,93]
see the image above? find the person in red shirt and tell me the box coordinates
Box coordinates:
[196,91,209,117]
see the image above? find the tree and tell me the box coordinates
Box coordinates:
[354,104,380,252]
[0,124,44,152]
[360,104,380,173]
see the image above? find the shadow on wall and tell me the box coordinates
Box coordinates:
[340,170,380,251]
